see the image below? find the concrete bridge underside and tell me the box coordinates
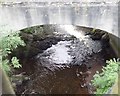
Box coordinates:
[0,1,120,95]
[0,1,119,37]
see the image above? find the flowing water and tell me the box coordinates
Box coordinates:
[14,25,116,95]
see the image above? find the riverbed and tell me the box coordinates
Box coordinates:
[12,25,116,95]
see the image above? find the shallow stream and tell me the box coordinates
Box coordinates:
[13,25,116,95]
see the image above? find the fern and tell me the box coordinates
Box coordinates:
[0,26,26,73]
[91,58,120,95]
[1,32,25,57]
[2,59,11,73]
[11,57,22,68]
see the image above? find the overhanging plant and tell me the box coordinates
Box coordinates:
[0,26,26,74]
[91,58,120,95]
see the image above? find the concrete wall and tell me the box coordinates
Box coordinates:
[0,1,119,57]
[0,2,118,37]
[109,34,120,57]
[109,2,120,58]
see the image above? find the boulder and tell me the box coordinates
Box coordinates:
[90,30,105,40]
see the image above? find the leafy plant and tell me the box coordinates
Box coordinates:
[91,58,120,95]
[21,26,43,34]
[0,26,25,73]
[92,28,96,33]
[1,32,25,57]
[2,59,11,73]
[11,57,22,68]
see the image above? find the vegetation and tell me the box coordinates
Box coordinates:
[21,25,54,40]
[0,27,25,74]
[21,26,43,34]
[91,58,120,95]
[92,28,96,33]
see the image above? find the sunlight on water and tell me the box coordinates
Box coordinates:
[39,41,72,64]
[59,25,102,52]
[59,25,85,39]
[59,25,90,47]
[48,41,72,64]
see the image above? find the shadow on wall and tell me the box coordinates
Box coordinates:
[109,33,120,58]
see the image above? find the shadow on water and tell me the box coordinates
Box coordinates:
[11,25,118,95]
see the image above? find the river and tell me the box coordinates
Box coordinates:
[13,25,116,95]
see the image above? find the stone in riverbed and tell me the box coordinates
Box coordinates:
[88,29,106,40]
[90,32,105,40]
[11,72,30,91]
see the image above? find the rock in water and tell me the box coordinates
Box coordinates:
[90,30,105,40]
[101,33,109,42]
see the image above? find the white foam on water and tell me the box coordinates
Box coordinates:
[43,41,72,64]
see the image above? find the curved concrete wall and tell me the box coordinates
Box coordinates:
[0,2,118,37]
